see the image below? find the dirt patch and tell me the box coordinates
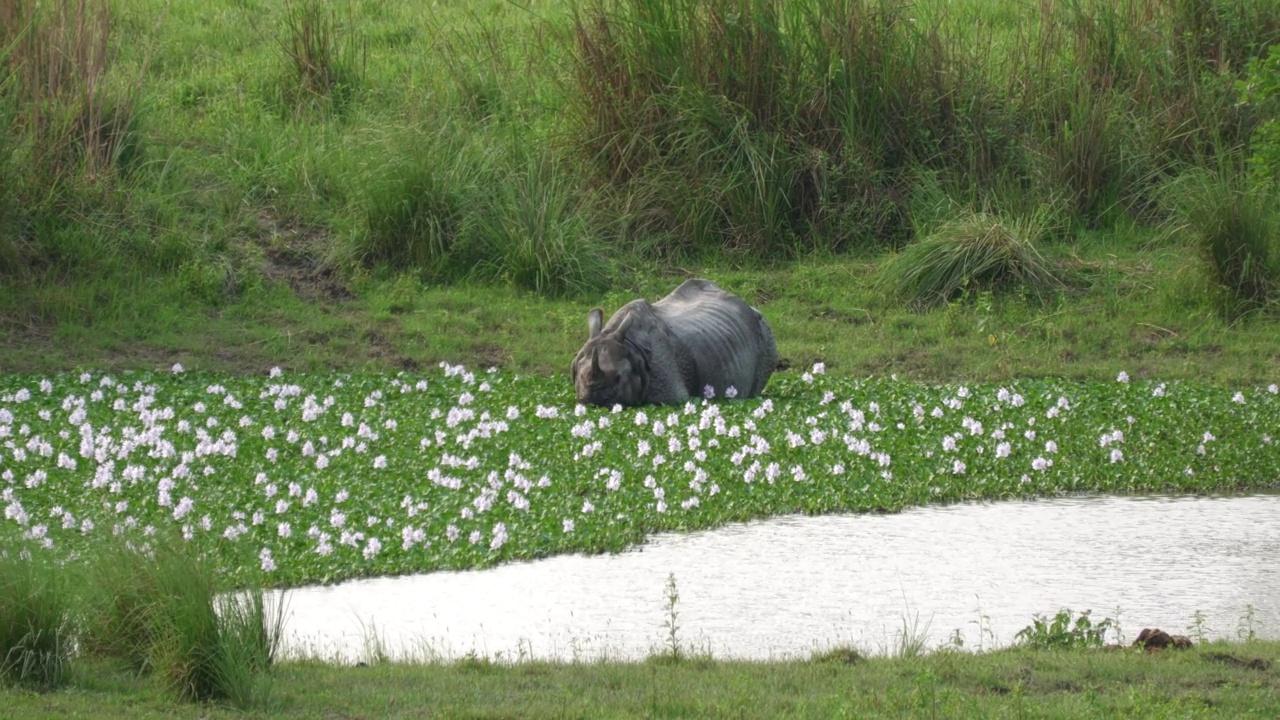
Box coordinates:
[256,212,354,303]
[809,305,873,325]
[470,343,509,370]
[1203,652,1271,671]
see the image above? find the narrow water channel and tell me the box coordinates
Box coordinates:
[276,493,1280,662]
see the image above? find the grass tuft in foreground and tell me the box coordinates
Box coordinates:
[0,552,73,691]
[76,541,284,708]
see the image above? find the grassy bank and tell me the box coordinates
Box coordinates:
[2,0,1280,383]
[5,246,1280,385]
[2,640,1278,718]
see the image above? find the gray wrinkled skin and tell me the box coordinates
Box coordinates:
[570,279,778,407]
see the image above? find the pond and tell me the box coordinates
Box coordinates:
[275,493,1280,662]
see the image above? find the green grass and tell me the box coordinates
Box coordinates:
[5,244,1280,385]
[1,640,1277,718]
[1161,169,1280,317]
[72,541,283,708]
[876,210,1064,309]
[0,553,72,691]
[2,2,1280,709]
[2,0,1279,334]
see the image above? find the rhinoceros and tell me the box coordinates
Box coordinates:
[571,278,778,406]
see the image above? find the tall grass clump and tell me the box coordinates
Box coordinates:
[80,542,283,708]
[565,0,1280,261]
[358,127,487,276]
[468,150,613,297]
[0,45,22,276]
[1161,169,1280,317]
[567,0,1006,257]
[2,0,143,209]
[0,552,73,690]
[275,0,366,118]
[1018,0,1280,225]
[876,210,1063,309]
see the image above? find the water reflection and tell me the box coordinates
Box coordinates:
[277,493,1280,662]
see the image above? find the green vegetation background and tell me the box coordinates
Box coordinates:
[1,0,1279,382]
[4,3,1280,714]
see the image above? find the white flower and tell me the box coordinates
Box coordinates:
[703,385,715,399]
[562,519,575,533]
[724,386,738,399]
[1109,448,1124,463]
[1117,371,1130,383]
[259,548,276,572]
[172,363,184,374]
[490,522,508,550]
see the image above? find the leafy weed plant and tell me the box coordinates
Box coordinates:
[1015,609,1115,650]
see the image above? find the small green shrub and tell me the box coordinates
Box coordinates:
[876,210,1063,309]
[1242,43,1280,188]
[0,552,73,690]
[1015,609,1115,650]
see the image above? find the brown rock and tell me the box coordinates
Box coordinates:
[1133,628,1192,650]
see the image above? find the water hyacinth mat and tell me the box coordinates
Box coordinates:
[1,365,1277,587]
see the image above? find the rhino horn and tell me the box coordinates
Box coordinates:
[587,308,604,338]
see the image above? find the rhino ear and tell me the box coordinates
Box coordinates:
[615,311,635,337]
[587,308,604,338]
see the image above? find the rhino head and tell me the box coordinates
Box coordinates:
[571,308,647,407]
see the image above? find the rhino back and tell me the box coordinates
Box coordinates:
[654,280,776,397]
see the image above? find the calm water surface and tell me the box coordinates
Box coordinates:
[276,493,1280,662]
